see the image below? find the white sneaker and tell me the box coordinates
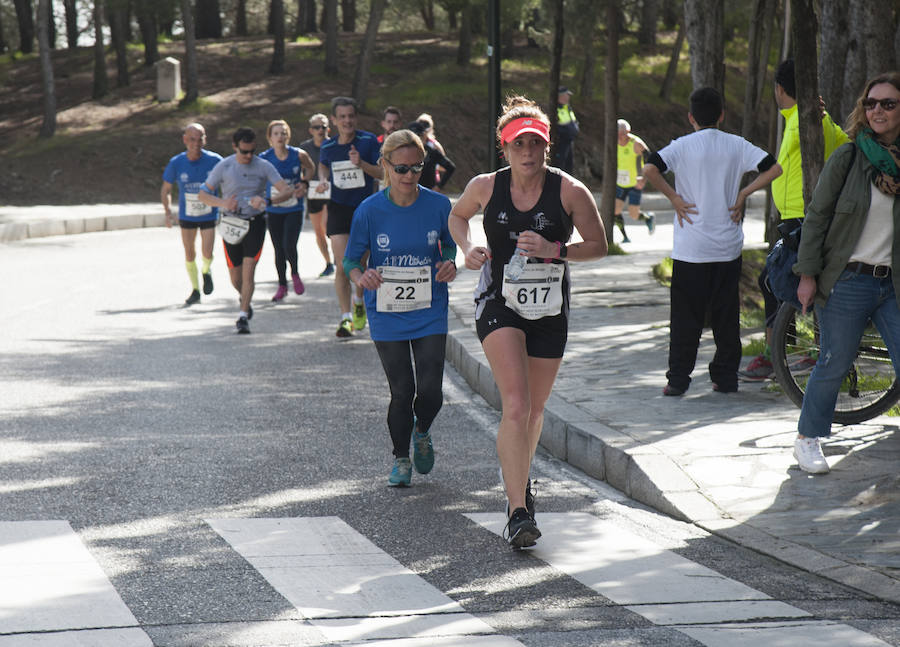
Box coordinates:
[793,436,830,474]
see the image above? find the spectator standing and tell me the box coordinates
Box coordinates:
[740,59,851,380]
[793,73,900,474]
[642,87,782,396]
[553,86,579,173]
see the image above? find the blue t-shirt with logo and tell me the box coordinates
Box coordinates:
[162,150,223,222]
[345,187,455,342]
[319,130,381,207]
[260,146,305,215]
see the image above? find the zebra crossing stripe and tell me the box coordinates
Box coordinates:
[466,512,893,647]
[0,520,152,646]
[206,517,524,646]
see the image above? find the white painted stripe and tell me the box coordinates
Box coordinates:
[466,513,892,647]
[466,512,771,605]
[0,629,154,647]
[207,517,521,645]
[679,621,895,647]
[0,521,152,645]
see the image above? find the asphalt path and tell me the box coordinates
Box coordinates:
[1,225,898,646]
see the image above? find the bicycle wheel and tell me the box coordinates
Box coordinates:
[771,302,900,424]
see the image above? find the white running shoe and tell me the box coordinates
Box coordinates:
[793,436,830,474]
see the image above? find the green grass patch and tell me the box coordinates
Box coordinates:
[177,96,218,113]
[652,256,673,287]
[742,336,767,357]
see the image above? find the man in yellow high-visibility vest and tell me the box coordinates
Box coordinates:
[554,86,579,173]
[740,59,850,380]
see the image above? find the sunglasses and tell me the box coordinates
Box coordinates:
[310,125,327,130]
[237,147,256,155]
[390,162,425,175]
[863,98,899,112]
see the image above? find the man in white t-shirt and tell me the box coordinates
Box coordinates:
[642,87,782,396]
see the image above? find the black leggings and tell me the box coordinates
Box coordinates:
[266,211,301,285]
[374,334,447,458]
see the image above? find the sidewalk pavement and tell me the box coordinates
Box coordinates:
[3,196,898,605]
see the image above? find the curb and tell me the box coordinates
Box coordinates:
[0,212,165,243]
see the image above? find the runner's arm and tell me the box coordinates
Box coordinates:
[449,174,493,270]
[160,181,174,227]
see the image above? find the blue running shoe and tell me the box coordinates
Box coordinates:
[388,457,412,487]
[412,424,434,475]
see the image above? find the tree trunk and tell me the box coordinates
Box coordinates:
[92,0,108,99]
[107,3,130,87]
[547,0,563,144]
[841,3,866,121]
[236,0,248,36]
[350,0,386,108]
[819,0,850,123]
[37,0,55,138]
[324,0,338,74]
[46,0,55,49]
[13,0,35,54]
[63,0,78,49]
[341,0,356,31]
[269,0,285,74]
[0,10,7,53]
[418,0,435,31]
[862,1,895,78]
[659,19,684,101]
[195,0,222,39]
[456,0,471,66]
[742,0,772,139]
[638,0,658,47]
[570,0,598,99]
[297,0,316,33]
[791,0,824,207]
[660,0,678,29]
[135,0,159,67]
[683,0,724,93]
[601,0,619,245]
[447,10,457,30]
[180,0,199,106]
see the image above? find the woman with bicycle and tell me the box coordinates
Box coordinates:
[794,72,900,474]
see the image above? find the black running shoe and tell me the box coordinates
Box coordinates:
[235,316,250,334]
[185,289,201,306]
[503,507,541,550]
[202,273,213,295]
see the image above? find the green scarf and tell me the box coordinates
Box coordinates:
[856,128,900,195]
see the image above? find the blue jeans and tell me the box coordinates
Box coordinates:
[798,270,900,437]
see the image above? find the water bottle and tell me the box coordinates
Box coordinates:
[505,247,528,281]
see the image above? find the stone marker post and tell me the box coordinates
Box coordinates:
[156,57,181,102]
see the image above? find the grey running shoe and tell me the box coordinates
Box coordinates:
[185,289,201,306]
[235,316,250,334]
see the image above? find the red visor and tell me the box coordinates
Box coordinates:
[500,117,550,144]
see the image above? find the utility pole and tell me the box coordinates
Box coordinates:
[488,0,501,169]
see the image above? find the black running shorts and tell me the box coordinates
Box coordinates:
[223,215,266,267]
[326,201,356,237]
[475,298,568,359]
[179,219,216,230]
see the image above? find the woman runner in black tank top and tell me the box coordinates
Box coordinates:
[448,96,607,550]
[478,166,573,313]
